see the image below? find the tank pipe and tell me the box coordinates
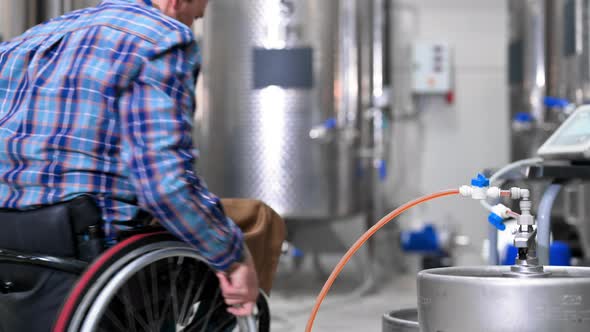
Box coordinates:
[481,158,543,265]
[305,189,460,332]
[480,157,544,212]
[485,193,502,265]
[507,210,521,218]
[488,222,500,265]
[537,183,562,266]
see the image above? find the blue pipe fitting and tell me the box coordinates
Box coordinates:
[544,96,570,109]
[488,212,506,231]
[471,173,490,188]
[549,241,571,266]
[512,112,534,123]
[323,117,337,130]
[503,242,571,266]
[378,159,387,181]
[401,224,441,253]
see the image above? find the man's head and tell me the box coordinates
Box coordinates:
[152,0,208,27]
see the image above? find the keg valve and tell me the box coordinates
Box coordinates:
[460,174,549,276]
[508,197,550,277]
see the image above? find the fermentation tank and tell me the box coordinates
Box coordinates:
[37,0,100,22]
[562,0,590,105]
[198,0,361,219]
[0,1,38,40]
[508,0,566,161]
[387,0,419,206]
[0,0,99,41]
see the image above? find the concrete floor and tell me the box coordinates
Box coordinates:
[267,211,486,332]
[267,259,419,332]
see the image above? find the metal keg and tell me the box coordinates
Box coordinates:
[418,266,590,332]
[382,308,420,332]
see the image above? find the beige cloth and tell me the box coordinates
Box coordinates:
[221,199,286,294]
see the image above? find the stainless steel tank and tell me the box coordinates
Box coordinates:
[509,0,566,161]
[37,0,100,22]
[418,266,590,332]
[382,309,420,332]
[0,0,38,40]
[0,0,99,41]
[198,0,361,219]
[562,0,590,105]
[387,0,420,206]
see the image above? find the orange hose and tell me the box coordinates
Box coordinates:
[305,189,460,332]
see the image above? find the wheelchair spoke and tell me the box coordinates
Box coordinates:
[178,266,196,325]
[188,268,211,317]
[154,257,186,331]
[169,257,181,325]
[197,289,224,332]
[155,288,173,330]
[211,315,238,332]
[113,283,152,332]
[103,308,127,332]
[178,266,212,329]
[137,268,156,330]
[80,247,264,332]
[119,284,138,332]
[151,260,160,323]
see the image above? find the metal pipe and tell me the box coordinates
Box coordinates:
[390,0,417,119]
[372,0,386,106]
[537,183,562,265]
[523,0,546,123]
[488,218,500,265]
[481,157,544,212]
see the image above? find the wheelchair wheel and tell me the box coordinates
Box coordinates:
[54,232,270,332]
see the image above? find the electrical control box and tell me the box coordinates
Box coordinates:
[413,42,453,94]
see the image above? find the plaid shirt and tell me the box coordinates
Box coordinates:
[0,0,243,270]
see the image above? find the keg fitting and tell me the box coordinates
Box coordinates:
[505,197,551,278]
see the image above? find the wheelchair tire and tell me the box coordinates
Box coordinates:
[53,232,270,332]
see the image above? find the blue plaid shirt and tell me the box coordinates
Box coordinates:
[0,0,243,270]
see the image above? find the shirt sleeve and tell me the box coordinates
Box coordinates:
[117,39,244,271]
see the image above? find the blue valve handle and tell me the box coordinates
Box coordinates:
[488,213,506,231]
[471,173,490,188]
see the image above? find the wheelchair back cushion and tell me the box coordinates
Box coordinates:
[0,195,102,257]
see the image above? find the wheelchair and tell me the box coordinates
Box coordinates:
[1,230,270,332]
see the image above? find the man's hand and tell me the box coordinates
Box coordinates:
[216,247,259,316]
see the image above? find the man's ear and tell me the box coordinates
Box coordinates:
[170,0,182,11]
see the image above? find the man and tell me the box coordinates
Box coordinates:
[0,0,258,328]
